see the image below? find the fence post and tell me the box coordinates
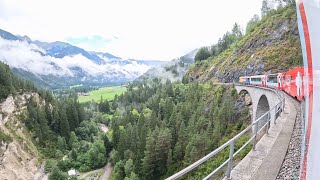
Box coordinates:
[274,106,277,124]
[253,122,258,150]
[227,141,235,179]
[266,112,270,135]
[282,98,285,114]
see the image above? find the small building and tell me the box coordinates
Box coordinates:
[68,169,77,177]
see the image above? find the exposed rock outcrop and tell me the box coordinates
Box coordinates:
[0,93,47,180]
[186,5,302,83]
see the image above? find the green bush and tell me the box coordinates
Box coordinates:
[45,159,58,173]
[0,131,12,143]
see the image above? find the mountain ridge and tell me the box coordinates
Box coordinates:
[0,28,167,89]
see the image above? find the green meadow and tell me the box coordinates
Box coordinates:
[78,86,126,103]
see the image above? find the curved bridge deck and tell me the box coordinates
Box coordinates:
[227,92,297,180]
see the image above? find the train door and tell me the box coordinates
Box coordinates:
[262,75,267,86]
[296,71,304,100]
[277,73,284,90]
[285,75,292,95]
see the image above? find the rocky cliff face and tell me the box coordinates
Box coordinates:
[0,93,47,180]
[186,5,302,83]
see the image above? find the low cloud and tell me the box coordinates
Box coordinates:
[0,37,150,79]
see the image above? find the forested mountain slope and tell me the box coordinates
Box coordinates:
[186,4,302,83]
[0,61,112,179]
[109,79,251,179]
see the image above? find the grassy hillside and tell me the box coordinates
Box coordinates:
[186,4,302,83]
[78,86,126,103]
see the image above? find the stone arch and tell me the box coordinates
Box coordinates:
[256,95,270,131]
[238,89,253,123]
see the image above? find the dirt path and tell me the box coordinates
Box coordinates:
[78,124,112,179]
[78,168,104,179]
[100,163,112,180]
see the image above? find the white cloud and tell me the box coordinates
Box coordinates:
[0,38,150,78]
[0,38,73,76]
[0,0,262,60]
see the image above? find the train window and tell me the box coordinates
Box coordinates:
[267,75,278,83]
[251,77,262,82]
[287,75,292,83]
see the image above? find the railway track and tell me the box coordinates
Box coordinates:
[276,96,303,179]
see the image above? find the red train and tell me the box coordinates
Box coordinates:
[239,67,305,101]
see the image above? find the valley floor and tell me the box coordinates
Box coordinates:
[78,86,126,103]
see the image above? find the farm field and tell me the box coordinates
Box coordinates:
[78,86,126,103]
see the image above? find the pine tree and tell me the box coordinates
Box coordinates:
[155,128,172,176]
[45,103,53,126]
[37,107,50,144]
[26,100,37,130]
[166,149,173,170]
[261,0,272,17]
[57,136,67,152]
[76,102,86,122]
[104,99,110,113]
[232,23,242,38]
[124,159,134,177]
[114,160,125,180]
[245,14,259,34]
[51,107,60,133]
[59,106,70,140]
[102,134,112,156]
[99,96,103,112]
[142,132,156,178]
[48,167,68,180]
[125,172,140,180]
[68,131,78,149]
[117,129,128,158]
[88,140,106,168]
[195,47,211,62]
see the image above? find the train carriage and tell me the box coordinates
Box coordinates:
[265,73,285,89]
[238,67,304,101]
[283,67,304,101]
[239,76,250,84]
[249,75,266,86]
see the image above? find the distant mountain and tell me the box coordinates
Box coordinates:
[33,41,105,64]
[91,51,120,59]
[16,35,32,43]
[139,49,198,81]
[0,28,167,89]
[0,29,19,41]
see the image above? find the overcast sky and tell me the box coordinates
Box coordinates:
[0,0,262,60]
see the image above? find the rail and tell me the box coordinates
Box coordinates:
[166,85,285,180]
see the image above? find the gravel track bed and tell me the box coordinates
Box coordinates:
[276,97,303,180]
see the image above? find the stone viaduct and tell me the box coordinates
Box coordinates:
[234,85,283,129]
